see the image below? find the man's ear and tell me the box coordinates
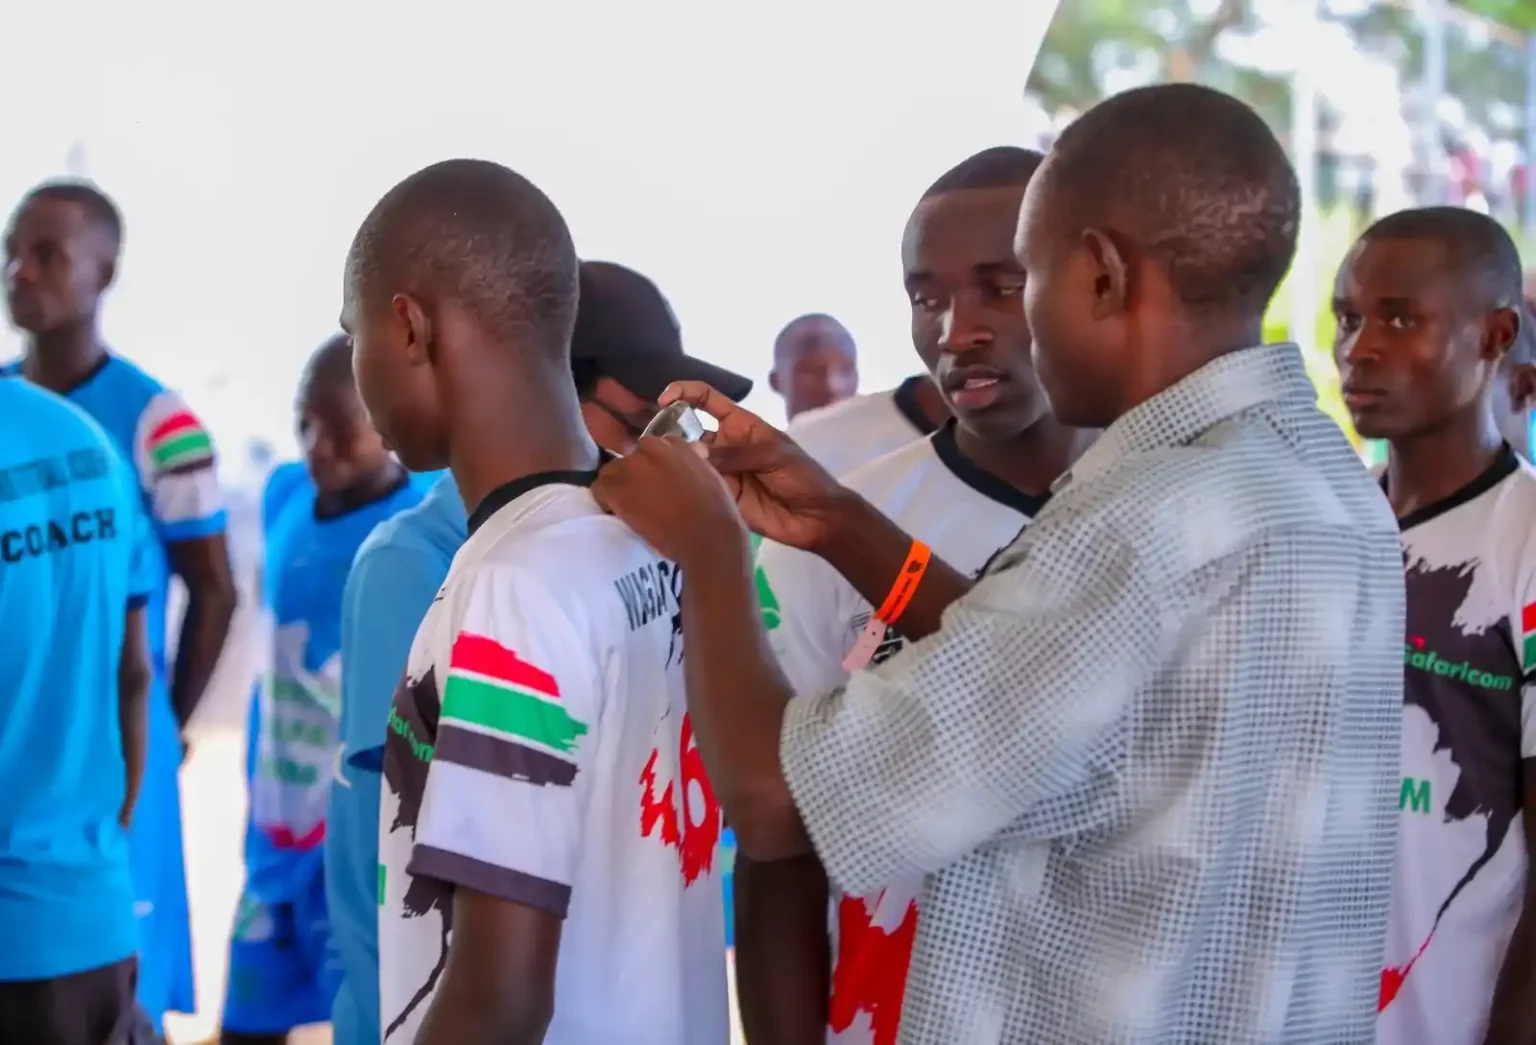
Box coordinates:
[98,255,117,294]
[767,368,782,395]
[395,294,434,365]
[1082,227,1130,321]
[1484,305,1521,363]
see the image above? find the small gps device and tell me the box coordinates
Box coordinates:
[641,401,706,443]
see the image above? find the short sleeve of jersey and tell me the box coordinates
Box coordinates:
[756,538,857,697]
[1514,534,1536,761]
[133,388,225,542]
[409,563,599,918]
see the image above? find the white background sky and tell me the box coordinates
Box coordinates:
[3,0,1059,459]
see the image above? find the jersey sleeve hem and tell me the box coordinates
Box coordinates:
[127,593,149,611]
[160,511,228,543]
[407,844,572,918]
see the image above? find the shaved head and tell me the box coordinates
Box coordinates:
[345,158,579,360]
[774,313,855,365]
[1038,83,1299,316]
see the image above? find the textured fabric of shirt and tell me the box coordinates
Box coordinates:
[780,343,1406,1044]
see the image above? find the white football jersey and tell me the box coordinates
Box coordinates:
[787,376,939,480]
[1379,446,1536,1045]
[755,423,1047,1045]
[377,471,728,1045]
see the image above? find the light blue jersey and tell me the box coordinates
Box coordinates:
[223,473,424,1034]
[327,474,465,1045]
[0,378,153,980]
[2,353,225,1026]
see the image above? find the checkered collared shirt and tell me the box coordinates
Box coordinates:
[781,343,1405,1044]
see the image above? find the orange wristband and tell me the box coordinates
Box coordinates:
[841,540,931,672]
[873,540,931,626]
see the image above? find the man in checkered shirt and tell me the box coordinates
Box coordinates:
[595,83,1405,1044]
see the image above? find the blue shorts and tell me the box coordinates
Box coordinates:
[221,871,338,1034]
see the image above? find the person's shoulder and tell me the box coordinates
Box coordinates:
[838,434,940,497]
[94,353,162,396]
[1053,422,1395,577]
[1475,457,1536,570]
[787,390,898,443]
[369,474,467,560]
[356,497,455,576]
[0,379,117,459]
[262,461,312,526]
[0,376,88,428]
[468,489,662,621]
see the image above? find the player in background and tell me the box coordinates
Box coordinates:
[346,160,727,1045]
[220,335,424,1045]
[1334,206,1536,1045]
[0,377,154,1044]
[326,258,751,1045]
[769,313,859,421]
[3,180,237,1031]
[738,146,1096,1045]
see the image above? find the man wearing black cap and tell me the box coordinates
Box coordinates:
[572,261,753,450]
[326,258,750,1045]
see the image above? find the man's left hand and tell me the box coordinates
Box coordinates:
[593,436,747,565]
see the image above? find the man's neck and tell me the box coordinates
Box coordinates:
[954,417,1097,496]
[1118,315,1267,419]
[1385,410,1506,520]
[449,403,601,517]
[23,321,105,393]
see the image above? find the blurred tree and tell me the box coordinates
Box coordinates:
[1027,0,1526,140]
[1027,0,1293,126]
[1339,2,1527,139]
[1459,0,1536,33]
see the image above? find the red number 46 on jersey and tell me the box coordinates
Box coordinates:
[639,712,722,886]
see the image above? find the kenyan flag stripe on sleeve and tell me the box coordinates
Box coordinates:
[148,410,214,471]
[441,633,588,785]
[1522,601,1536,666]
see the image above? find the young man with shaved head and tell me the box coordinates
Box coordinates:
[770,312,859,421]
[1334,206,1536,1045]
[345,161,729,1045]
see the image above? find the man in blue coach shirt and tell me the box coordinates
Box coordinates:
[325,260,752,1044]
[0,377,155,1044]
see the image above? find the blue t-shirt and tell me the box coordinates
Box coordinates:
[2,353,225,1020]
[0,379,155,980]
[245,474,426,905]
[328,474,466,1045]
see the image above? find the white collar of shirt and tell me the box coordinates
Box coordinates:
[1053,342,1314,493]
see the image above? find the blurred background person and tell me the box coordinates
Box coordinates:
[3,179,236,1035]
[221,335,423,1045]
[768,313,858,421]
[0,377,154,1045]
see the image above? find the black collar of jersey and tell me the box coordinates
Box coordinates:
[0,351,112,395]
[313,467,412,521]
[930,419,1054,518]
[1388,442,1519,532]
[465,452,616,537]
[892,375,942,437]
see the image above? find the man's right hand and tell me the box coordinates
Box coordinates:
[658,381,853,552]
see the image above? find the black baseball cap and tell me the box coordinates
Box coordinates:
[572,261,753,403]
